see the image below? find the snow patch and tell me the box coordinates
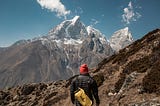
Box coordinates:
[71,16,80,25]
[87,26,108,44]
[64,38,83,45]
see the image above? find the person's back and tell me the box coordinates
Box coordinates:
[70,64,100,106]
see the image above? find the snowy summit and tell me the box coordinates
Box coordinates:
[110,27,134,52]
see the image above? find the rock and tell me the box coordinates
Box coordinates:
[21,84,35,95]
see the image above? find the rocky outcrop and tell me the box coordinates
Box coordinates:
[0,81,68,106]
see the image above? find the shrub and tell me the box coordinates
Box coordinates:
[142,61,160,94]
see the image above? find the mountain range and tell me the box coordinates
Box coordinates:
[0,29,159,106]
[0,16,133,89]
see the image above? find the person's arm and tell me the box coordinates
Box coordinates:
[70,80,75,104]
[91,80,100,105]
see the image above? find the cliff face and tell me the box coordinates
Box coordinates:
[0,29,159,106]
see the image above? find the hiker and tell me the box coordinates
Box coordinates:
[70,64,100,106]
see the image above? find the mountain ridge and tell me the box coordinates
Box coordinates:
[0,28,159,106]
[0,16,115,89]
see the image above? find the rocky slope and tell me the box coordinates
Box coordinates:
[0,29,159,106]
[95,28,160,105]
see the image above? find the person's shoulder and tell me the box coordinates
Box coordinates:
[86,75,95,83]
[87,74,93,80]
[73,75,79,82]
[68,75,79,84]
[89,75,99,85]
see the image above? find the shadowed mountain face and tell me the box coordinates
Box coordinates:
[0,29,159,106]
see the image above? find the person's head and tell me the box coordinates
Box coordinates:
[79,64,89,74]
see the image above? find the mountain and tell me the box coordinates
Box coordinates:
[47,16,87,40]
[12,40,30,46]
[0,29,159,106]
[110,27,133,52]
[0,16,113,89]
[0,47,6,53]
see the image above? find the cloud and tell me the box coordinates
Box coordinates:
[122,1,141,24]
[75,7,83,15]
[90,19,100,26]
[101,14,105,17]
[37,0,70,18]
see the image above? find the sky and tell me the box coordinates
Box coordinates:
[0,0,160,47]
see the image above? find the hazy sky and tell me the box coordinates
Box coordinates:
[0,0,160,47]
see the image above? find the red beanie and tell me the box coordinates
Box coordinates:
[79,64,89,74]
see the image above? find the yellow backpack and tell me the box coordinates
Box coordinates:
[74,87,92,106]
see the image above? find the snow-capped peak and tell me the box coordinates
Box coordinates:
[47,16,87,41]
[87,26,103,37]
[86,26,108,44]
[113,27,133,41]
[110,27,134,52]
[124,27,129,31]
[71,16,80,25]
[86,26,94,35]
